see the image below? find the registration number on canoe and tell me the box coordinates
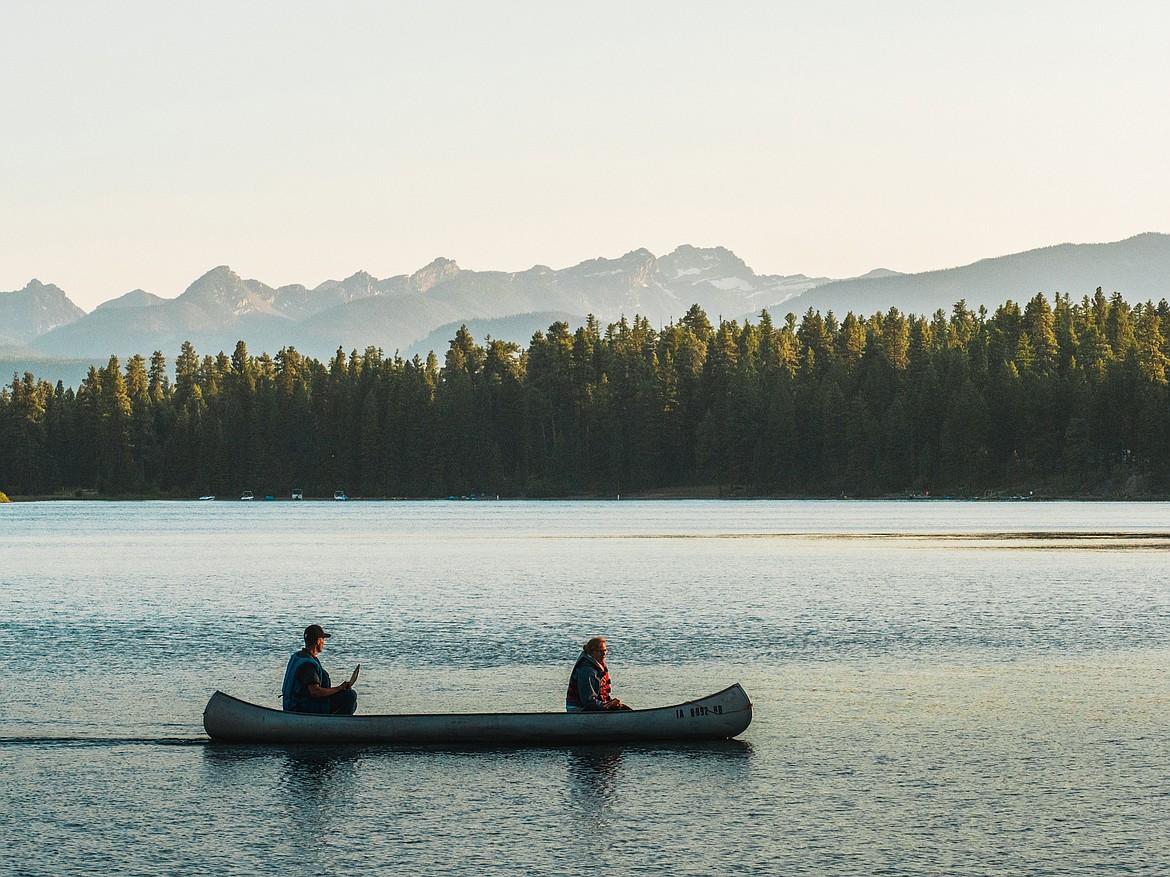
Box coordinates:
[676,705,723,718]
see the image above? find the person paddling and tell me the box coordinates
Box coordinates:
[565,636,631,712]
[281,624,359,714]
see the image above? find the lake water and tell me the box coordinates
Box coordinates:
[2,500,1168,876]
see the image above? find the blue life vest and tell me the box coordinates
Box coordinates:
[281,651,332,712]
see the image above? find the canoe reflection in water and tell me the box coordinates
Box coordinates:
[278,747,362,823]
[567,747,624,812]
[564,739,755,841]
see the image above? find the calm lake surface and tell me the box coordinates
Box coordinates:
[2,500,1168,876]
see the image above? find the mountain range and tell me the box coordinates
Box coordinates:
[781,232,1170,319]
[3,235,1169,378]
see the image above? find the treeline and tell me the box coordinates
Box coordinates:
[2,289,1169,498]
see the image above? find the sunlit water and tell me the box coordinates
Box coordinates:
[2,500,1168,875]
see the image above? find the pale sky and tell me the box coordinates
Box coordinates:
[3,0,1168,311]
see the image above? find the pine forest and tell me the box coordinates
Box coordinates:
[2,289,1169,499]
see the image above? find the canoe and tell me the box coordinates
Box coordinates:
[203,684,752,745]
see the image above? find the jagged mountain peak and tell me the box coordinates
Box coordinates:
[617,248,657,269]
[193,264,238,282]
[1,278,87,344]
[20,278,65,294]
[178,265,282,319]
[6,278,75,303]
[180,265,242,298]
[410,258,461,293]
[568,248,657,280]
[659,245,753,281]
[313,270,378,296]
[666,243,741,260]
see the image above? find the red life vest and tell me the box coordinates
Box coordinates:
[566,652,611,708]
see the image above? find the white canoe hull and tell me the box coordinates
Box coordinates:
[203,685,753,745]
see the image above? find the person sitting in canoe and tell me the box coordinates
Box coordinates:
[565,636,631,712]
[281,623,359,715]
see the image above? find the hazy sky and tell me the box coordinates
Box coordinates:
[3,0,1168,311]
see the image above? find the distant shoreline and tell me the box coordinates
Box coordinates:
[5,489,1168,503]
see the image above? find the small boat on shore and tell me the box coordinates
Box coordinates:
[203,684,752,745]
